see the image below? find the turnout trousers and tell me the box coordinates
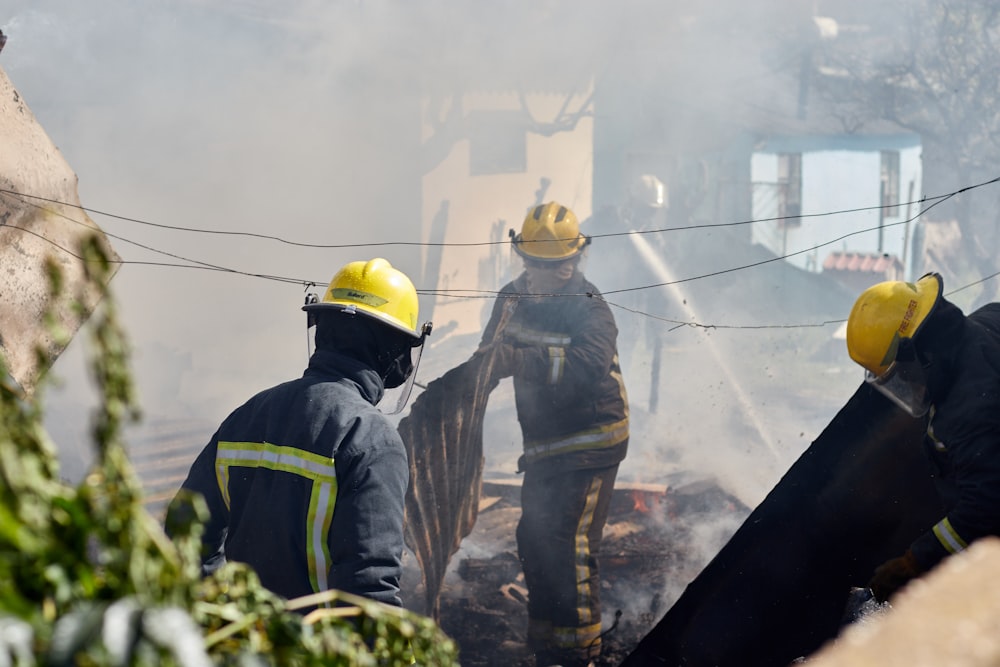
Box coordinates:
[518,461,620,665]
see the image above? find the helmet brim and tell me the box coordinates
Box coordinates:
[910,272,943,341]
[511,233,590,261]
[303,301,422,340]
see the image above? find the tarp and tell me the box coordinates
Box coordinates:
[399,302,515,619]
[620,382,945,667]
[0,66,120,394]
[398,351,500,619]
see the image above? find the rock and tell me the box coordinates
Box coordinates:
[808,537,1000,666]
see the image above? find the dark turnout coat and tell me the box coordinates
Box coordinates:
[167,349,409,607]
[620,301,1000,666]
[913,301,1000,568]
[480,270,629,471]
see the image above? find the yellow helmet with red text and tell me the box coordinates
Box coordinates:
[846,273,942,377]
[510,201,590,261]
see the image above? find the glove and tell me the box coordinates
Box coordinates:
[485,342,524,379]
[868,549,923,602]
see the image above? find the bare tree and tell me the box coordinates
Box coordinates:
[815,0,1000,299]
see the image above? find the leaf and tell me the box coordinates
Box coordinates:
[142,607,213,667]
[45,604,105,667]
[0,616,35,667]
[100,598,143,667]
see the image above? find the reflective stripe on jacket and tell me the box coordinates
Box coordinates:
[482,271,629,470]
[168,349,408,607]
[215,441,339,593]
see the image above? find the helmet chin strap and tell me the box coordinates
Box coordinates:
[304,289,320,363]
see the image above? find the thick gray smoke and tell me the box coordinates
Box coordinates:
[6,3,946,631]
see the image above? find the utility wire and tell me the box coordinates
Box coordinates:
[0,190,305,285]
[1,177,992,288]
[3,176,993,249]
[3,177,1000,332]
[599,175,992,296]
[598,295,850,332]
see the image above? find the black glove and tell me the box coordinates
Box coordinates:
[485,342,525,379]
[474,339,545,380]
[868,549,923,602]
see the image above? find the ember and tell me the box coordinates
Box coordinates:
[403,476,749,666]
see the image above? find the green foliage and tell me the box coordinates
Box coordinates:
[0,234,460,666]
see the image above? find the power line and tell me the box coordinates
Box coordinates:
[598,295,849,332]
[4,176,995,249]
[3,178,1000,332]
[599,176,987,296]
[0,190,306,285]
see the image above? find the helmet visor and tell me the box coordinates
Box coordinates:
[865,358,930,418]
[380,322,432,415]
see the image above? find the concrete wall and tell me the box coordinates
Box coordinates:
[420,87,595,341]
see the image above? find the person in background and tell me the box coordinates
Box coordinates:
[846,272,1000,602]
[166,258,431,607]
[584,174,671,413]
[477,201,629,667]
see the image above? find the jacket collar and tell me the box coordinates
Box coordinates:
[304,349,385,405]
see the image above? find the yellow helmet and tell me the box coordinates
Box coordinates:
[510,201,590,261]
[846,273,942,376]
[303,258,421,339]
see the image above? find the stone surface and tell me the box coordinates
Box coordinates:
[0,65,119,394]
[808,537,1000,667]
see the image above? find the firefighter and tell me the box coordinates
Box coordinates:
[166,258,431,607]
[846,272,1000,602]
[585,174,670,412]
[478,202,629,667]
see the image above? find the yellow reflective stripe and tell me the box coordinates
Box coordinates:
[547,346,565,384]
[552,622,603,648]
[932,517,968,554]
[926,409,947,452]
[610,354,629,418]
[574,477,602,625]
[217,441,337,481]
[505,323,572,347]
[215,458,232,510]
[308,479,337,592]
[523,418,629,463]
[215,441,338,594]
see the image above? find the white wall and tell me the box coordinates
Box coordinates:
[421,88,595,341]
[751,144,922,278]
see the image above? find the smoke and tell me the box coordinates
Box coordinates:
[603,508,747,628]
[5,0,883,604]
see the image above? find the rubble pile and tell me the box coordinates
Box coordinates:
[406,477,749,667]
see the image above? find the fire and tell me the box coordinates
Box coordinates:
[632,490,650,513]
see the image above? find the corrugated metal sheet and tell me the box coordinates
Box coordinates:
[822,250,904,293]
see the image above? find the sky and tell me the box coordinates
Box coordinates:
[0,0,876,497]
